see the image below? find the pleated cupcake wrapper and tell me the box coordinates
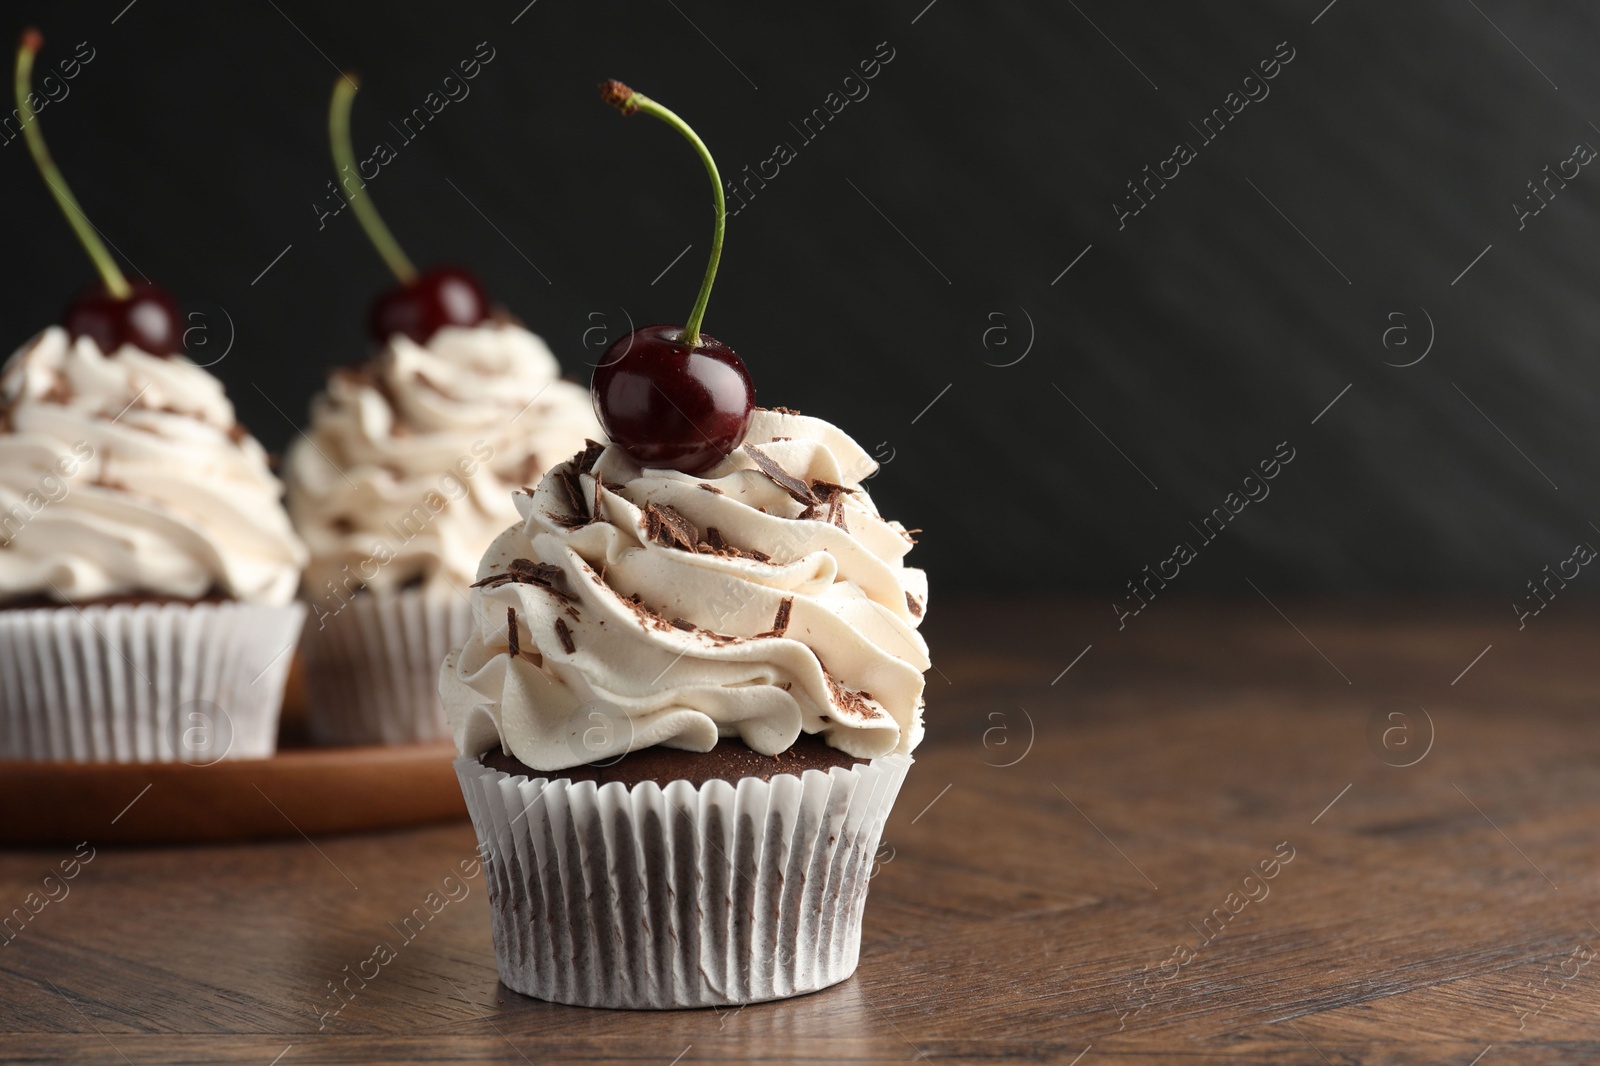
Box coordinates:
[0,601,306,763]
[301,589,476,746]
[455,751,911,1009]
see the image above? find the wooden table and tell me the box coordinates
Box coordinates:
[3,597,1598,1064]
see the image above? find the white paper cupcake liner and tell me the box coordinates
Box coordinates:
[301,588,475,746]
[0,600,306,763]
[454,750,910,1009]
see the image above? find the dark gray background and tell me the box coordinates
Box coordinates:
[4,1,1597,606]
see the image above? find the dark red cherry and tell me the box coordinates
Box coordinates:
[63,280,182,356]
[593,324,755,474]
[367,264,489,345]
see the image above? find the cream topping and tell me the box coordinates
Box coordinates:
[285,322,600,599]
[442,409,929,771]
[0,327,305,605]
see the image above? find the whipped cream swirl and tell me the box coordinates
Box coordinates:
[442,409,929,772]
[286,322,600,596]
[0,327,305,605]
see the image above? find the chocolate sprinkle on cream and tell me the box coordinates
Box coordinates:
[698,483,724,495]
[772,596,792,636]
[697,526,772,563]
[549,468,588,526]
[644,502,699,551]
[826,490,847,530]
[554,616,575,654]
[473,558,572,600]
[744,443,819,505]
[906,591,924,618]
[506,607,519,658]
[572,439,606,474]
[671,617,697,631]
[823,670,879,721]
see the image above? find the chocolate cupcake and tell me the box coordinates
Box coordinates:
[0,31,305,762]
[442,409,927,1007]
[286,321,599,745]
[284,74,602,747]
[0,328,308,762]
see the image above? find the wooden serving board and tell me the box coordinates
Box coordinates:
[0,740,467,846]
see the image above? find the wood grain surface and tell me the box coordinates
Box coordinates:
[2,596,1598,1064]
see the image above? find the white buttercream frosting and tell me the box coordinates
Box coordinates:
[0,327,305,605]
[442,409,929,772]
[285,322,600,599]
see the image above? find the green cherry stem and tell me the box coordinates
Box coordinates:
[15,29,130,299]
[330,73,417,284]
[601,80,724,348]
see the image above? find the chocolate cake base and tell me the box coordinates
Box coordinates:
[0,592,229,611]
[479,731,867,787]
[455,741,910,1008]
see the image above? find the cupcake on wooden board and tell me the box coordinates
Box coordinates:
[0,31,307,763]
[285,75,598,746]
[442,83,926,1008]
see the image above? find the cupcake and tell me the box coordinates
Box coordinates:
[0,32,306,763]
[0,328,308,761]
[444,407,925,1007]
[284,74,600,746]
[288,322,600,744]
[441,82,927,1008]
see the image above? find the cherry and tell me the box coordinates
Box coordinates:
[367,265,489,345]
[330,75,493,346]
[596,81,754,473]
[64,280,182,355]
[594,324,754,473]
[16,31,180,356]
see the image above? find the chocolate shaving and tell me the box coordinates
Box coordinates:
[906,592,924,618]
[772,597,792,636]
[553,468,587,521]
[697,526,773,563]
[554,617,576,654]
[671,617,697,631]
[472,558,572,600]
[572,439,606,474]
[826,490,847,530]
[698,483,725,495]
[506,607,519,658]
[822,670,880,721]
[744,443,818,505]
[644,502,699,551]
[764,405,802,415]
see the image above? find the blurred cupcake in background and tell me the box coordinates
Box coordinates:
[285,74,599,745]
[0,30,306,763]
